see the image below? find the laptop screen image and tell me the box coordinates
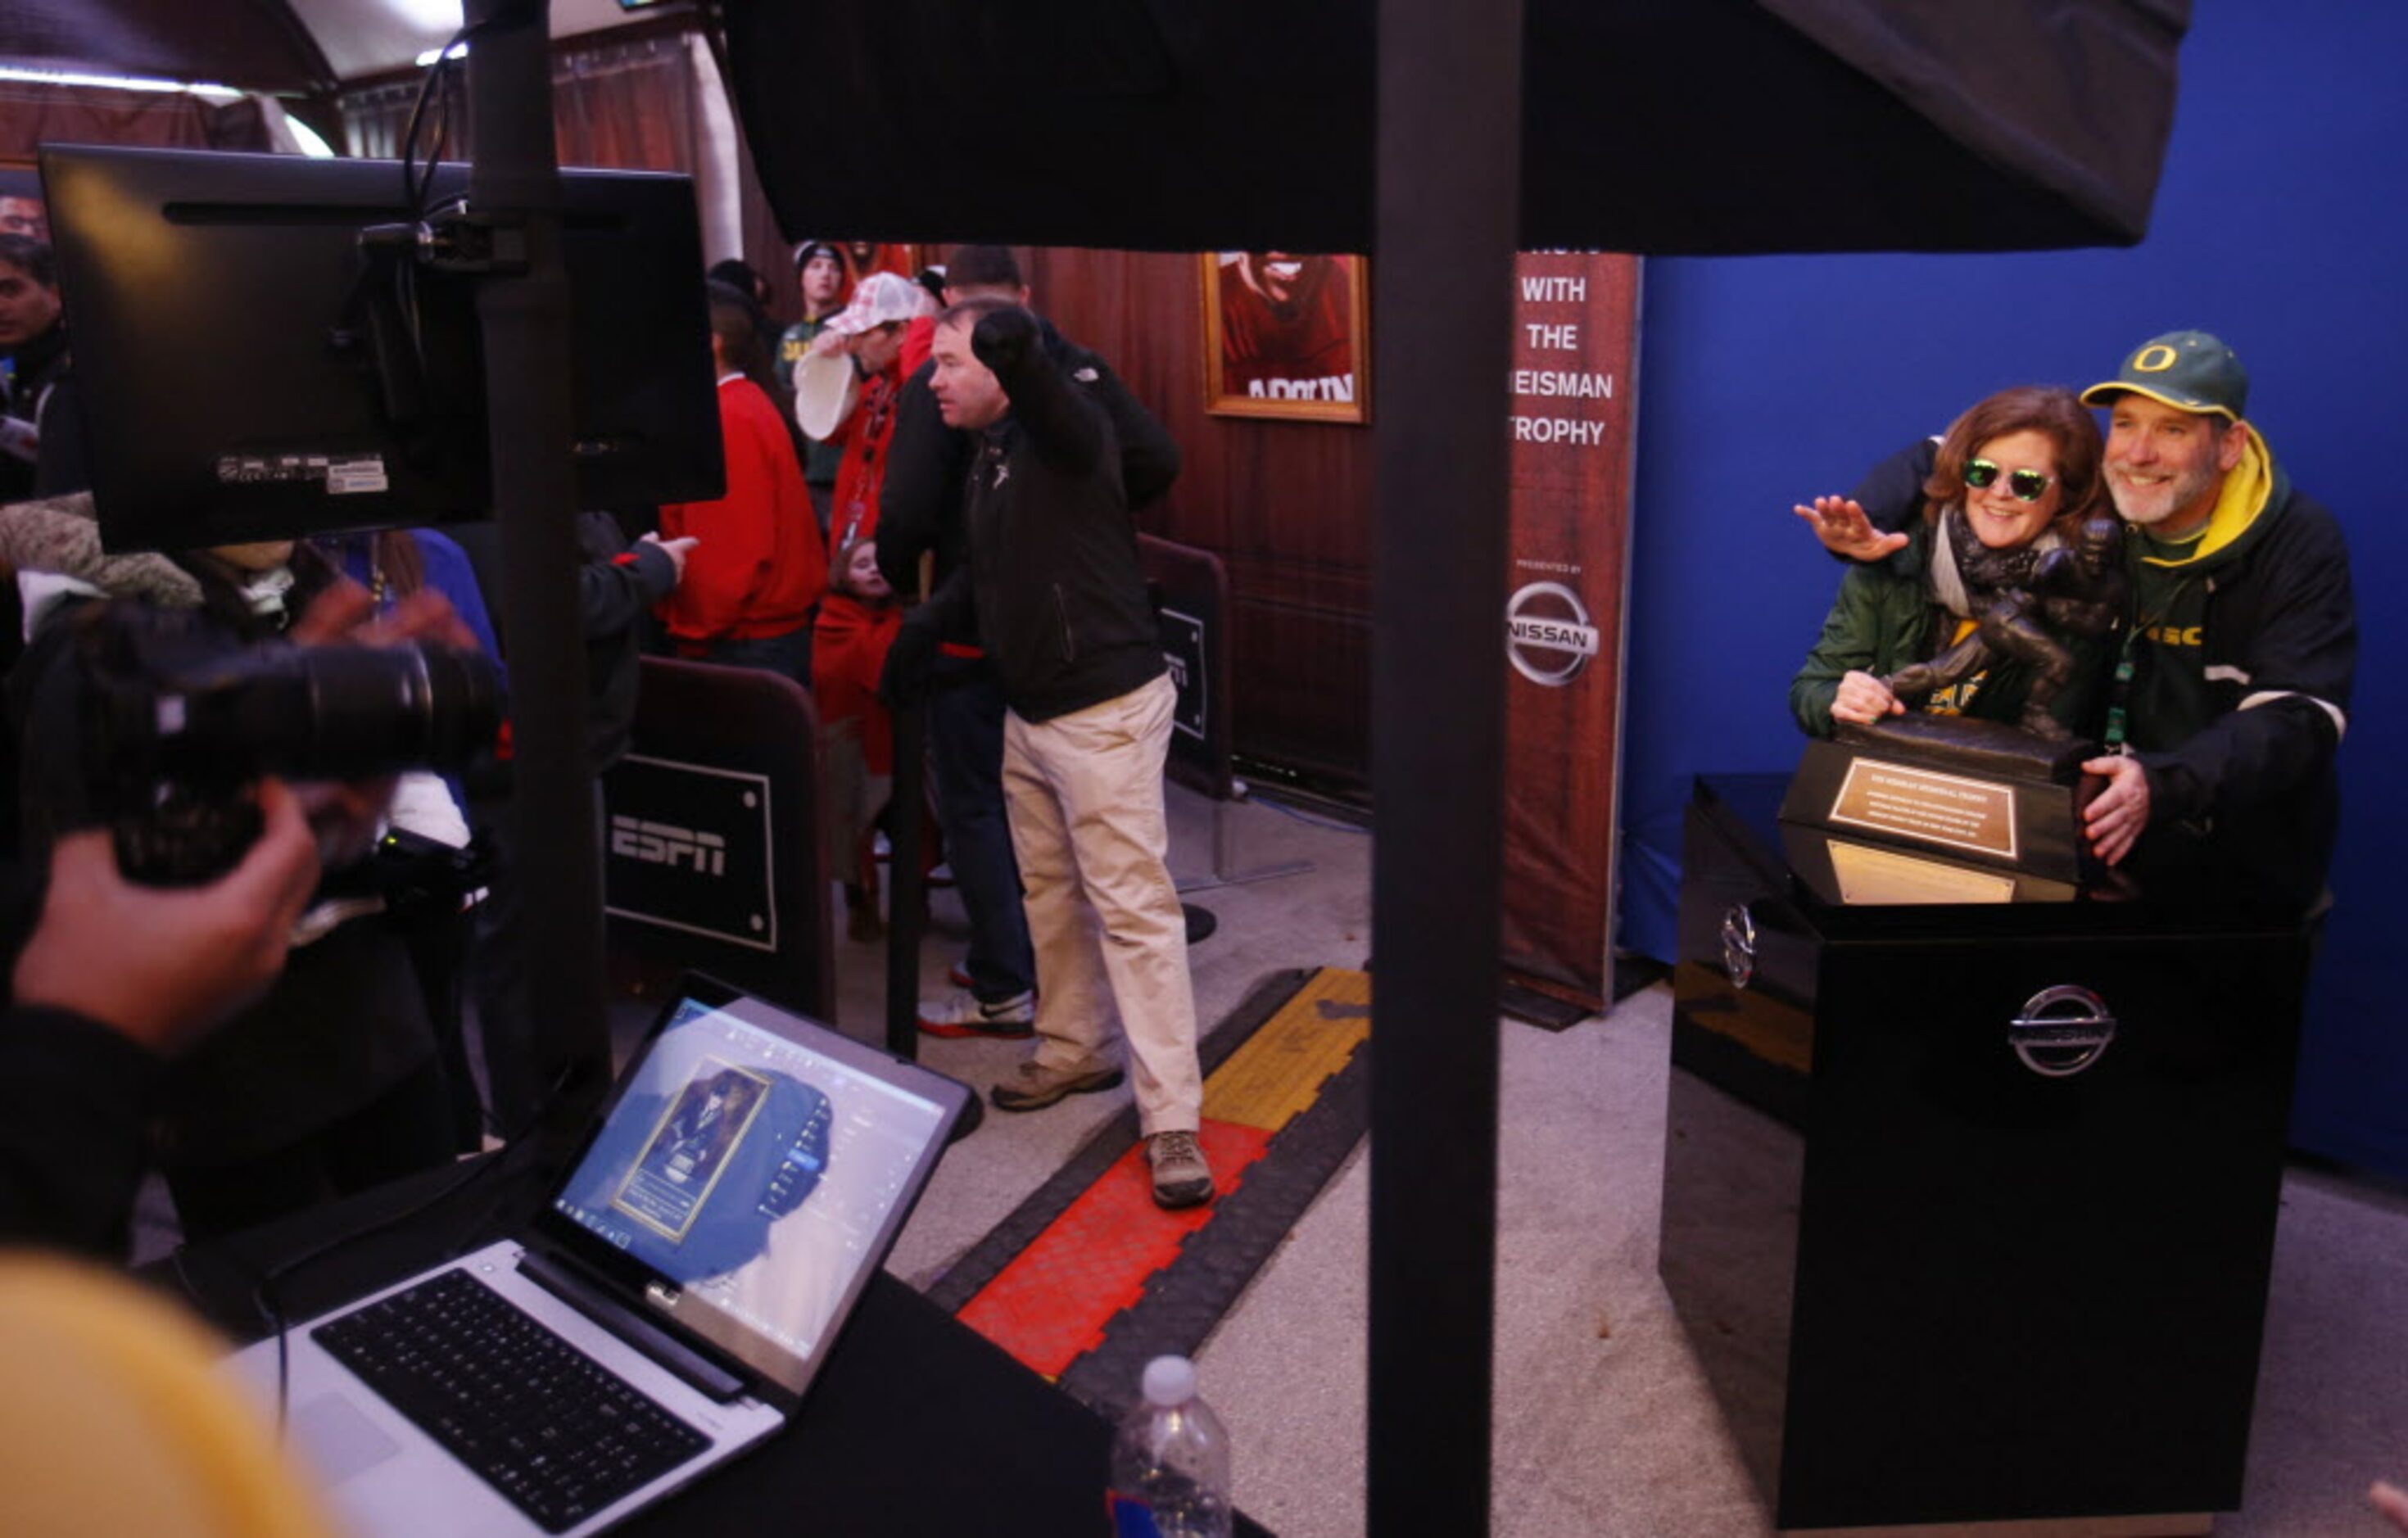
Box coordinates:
[539,984,963,1399]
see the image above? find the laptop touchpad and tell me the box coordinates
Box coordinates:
[291,1392,405,1485]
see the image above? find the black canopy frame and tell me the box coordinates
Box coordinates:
[284,0,2192,1530]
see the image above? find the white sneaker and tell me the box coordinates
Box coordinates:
[917,988,1035,1039]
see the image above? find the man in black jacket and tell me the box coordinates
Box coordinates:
[901,297,1211,1210]
[878,247,1179,1041]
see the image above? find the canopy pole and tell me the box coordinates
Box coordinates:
[1369,0,1523,1531]
[464,0,613,1143]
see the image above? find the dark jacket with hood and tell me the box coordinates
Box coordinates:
[2114,426,2352,910]
[876,313,1177,648]
[917,308,1174,722]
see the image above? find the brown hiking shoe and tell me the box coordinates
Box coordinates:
[1147,1130,1214,1209]
[989,1059,1125,1112]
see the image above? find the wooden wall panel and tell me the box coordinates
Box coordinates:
[1022,247,1376,790]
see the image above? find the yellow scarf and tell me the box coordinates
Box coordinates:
[2137,423,2273,568]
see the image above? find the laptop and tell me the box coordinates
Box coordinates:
[225,975,971,1537]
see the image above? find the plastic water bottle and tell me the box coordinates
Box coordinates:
[1107,1355,1233,1538]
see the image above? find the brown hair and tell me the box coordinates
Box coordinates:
[945,244,1024,291]
[1921,384,2106,537]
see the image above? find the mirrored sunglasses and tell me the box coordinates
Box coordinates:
[1963,459,2053,502]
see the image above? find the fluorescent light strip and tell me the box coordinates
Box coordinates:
[413,43,471,67]
[0,64,242,101]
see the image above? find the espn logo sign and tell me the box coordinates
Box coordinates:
[610,815,727,876]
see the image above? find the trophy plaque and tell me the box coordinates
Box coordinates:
[1779,715,2102,893]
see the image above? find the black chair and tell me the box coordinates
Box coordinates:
[1138,533,1312,891]
[602,656,835,1021]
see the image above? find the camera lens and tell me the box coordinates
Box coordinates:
[153,642,505,782]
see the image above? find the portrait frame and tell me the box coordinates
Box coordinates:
[609,1059,775,1242]
[1200,251,1371,424]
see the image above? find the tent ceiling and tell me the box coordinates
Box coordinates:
[0,0,2188,258]
[0,0,660,93]
[726,0,2189,257]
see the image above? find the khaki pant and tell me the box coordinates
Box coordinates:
[1001,673,1201,1134]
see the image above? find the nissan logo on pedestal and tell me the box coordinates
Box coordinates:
[1720,904,1758,989]
[2007,984,2119,1077]
[1506,581,1600,686]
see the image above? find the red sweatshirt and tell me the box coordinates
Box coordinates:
[657,376,826,646]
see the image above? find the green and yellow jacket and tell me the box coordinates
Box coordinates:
[1790,514,2106,740]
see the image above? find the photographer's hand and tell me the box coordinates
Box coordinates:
[14,779,321,1055]
[359,587,479,651]
[296,778,401,868]
[284,577,376,645]
[288,578,480,652]
[282,580,475,864]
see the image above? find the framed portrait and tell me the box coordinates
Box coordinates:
[0,163,47,245]
[1201,251,1370,423]
[610,1060,774,1242]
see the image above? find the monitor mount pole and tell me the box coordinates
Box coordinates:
[460,0,613,1148]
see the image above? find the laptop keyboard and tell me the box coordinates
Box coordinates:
[315,1267,714,1533]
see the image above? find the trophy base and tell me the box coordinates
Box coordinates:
[1780,717,2100,886]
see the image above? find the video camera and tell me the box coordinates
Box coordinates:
[49,598,505,887]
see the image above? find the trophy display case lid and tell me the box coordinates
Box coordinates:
[1832,715,2091,782]
[1696,775,2306,939]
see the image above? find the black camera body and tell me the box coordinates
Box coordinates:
[45,598,506,885]
[346,825,497,930]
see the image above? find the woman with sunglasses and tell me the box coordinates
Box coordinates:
[1790,384,2116,740]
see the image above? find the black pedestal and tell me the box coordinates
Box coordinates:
[1662,775,2309,1532]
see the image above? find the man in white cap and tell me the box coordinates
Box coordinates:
[806,270,928,554]
[1802,330,2356,908]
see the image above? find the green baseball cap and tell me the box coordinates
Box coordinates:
[2080,330,2248,421]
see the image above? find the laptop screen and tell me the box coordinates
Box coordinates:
[540,984,966,1397]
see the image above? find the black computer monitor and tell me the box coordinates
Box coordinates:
[38,143,725,553]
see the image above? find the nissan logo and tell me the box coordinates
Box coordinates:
[1506,581,1600,686]
[2007,984,2119,1077]
[1719,904,1757,989]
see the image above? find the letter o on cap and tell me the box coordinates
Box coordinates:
[2133,344,2180,373]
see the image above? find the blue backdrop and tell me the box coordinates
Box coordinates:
[1619,3,2408,1177]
